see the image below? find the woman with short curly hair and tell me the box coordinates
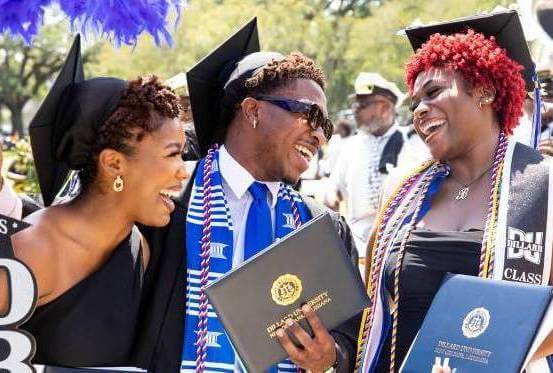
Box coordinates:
[9,37,187,367]
[358,11,553,372]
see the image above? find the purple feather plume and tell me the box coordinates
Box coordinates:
[1,0,184,46]
[58,0,185,46]
[0,0,53,43]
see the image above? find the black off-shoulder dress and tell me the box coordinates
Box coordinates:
[375,229,483,372]
[23,232,143,368]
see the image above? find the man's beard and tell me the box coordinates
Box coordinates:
[358,117,389,135]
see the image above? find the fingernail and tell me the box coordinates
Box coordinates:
[302,304,311,312]
[286,319,294,327]
[276,329,284,337]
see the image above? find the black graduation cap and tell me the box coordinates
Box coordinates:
[29,35,126,206]
[187,17,284,156]
[404,10,535,91]
[29,35,83,207]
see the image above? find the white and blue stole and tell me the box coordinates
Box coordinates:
[358,141,553,372]
[182,148,311,373]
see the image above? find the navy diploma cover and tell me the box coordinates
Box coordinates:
[400,274,553,373]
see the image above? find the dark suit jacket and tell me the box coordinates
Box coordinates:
[134,177,361,372]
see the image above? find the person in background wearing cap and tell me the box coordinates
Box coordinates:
[135,19,360,373]
[5,36,187,368]
[357,11,553,373]
[326,72,404,255]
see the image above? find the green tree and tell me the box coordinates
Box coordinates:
[89,0,375,113]
[88,0,508,115]
[0,22,98,136]
[349,0,511,94]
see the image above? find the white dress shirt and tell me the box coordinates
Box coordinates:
[0,179,22,219]
[218,146,281,269]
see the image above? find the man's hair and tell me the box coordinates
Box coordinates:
[218,52,326,143]
[405,29,526,134]
[245,52,326,94]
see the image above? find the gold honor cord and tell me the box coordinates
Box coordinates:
[354,160,435,372]
[389,167,438,372]
[354,133,507,372]
[480,161,504,279]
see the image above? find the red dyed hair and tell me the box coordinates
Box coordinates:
[405,29,526,134]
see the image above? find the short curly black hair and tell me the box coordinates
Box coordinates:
[245,52,326,94]
[80,75,182,189]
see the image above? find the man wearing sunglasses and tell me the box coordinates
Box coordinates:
[135,19,360,373]
[327,72,405,258]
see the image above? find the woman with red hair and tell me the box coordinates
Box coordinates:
[357,11,553,372]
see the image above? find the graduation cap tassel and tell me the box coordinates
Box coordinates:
[532,71,543,150]
[1,0,185,46]
[0,0,53,44]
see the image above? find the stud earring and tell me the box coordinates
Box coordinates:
[252,118,258,129]
[113,175,124,192]
[479,96,493,109]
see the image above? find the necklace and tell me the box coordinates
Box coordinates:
[448,163,494,201]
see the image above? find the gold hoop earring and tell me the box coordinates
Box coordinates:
[113,175,124,192]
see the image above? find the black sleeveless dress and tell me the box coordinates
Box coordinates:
[375,229,483,372]
[23,234,143,367]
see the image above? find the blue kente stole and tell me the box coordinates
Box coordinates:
[182,148,311,372]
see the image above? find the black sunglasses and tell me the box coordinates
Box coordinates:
[254,95,333,141]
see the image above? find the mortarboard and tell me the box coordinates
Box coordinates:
[404,10,543,148]
[29,35,126,206]
[187,17,285,156]
[404,10,534,91]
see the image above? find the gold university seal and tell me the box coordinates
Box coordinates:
[271,274,302,306]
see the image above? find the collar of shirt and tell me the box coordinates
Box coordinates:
[218,145,281,207]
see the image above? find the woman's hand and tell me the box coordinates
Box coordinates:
[538,138,553,157]
[431,357,453,373]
